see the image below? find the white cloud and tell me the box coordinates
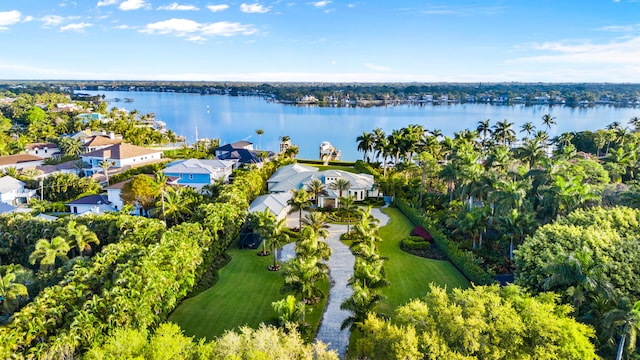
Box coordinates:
[119,0,149,11]
[60,22,93,32]
[206,4,229,12]
[347,3,355,8]
[41,15,66,27]
[0,10,22,27]
[158,2,199,11]
[201,21,256,36]
[141,18,256,39]
[23,16,33,22]
[311,1,330,8]
[240,3,270,13]
[97,0,119,6]
[364,62,391,71]
[513,36,640,65]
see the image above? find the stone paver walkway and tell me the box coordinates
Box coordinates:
[278,208,390,359]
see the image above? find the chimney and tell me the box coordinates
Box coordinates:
[109,131,115,140]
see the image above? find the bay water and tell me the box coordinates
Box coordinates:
[82,90,640,161]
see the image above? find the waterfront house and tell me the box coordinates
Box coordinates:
[0,176,36,205]
[162,158,234,189]
[24,142,61,159]
[66,194,116,215]
[80,143,163,177]
[0,154,45,171]
[214,141,273,167]
[267,165,379,208]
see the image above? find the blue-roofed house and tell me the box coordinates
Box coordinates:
[162,158,235,189]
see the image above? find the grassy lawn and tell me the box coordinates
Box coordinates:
[169,240,328,341]
[376,207,470,317]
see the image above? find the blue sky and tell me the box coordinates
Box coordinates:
[1,1,640,82]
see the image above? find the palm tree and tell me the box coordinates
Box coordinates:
[305,179,328,208]
[288,188,311,230]
[155,171,169,222]
[340,283,386,330]
[541,113,557,131]
[330,178,351,205]
[0,270,28,315]
[98,160,112,184]
[57,220,99,257]
[543,249,613,315]
[372,127,386,162]
[58,137,83,157]
[338,195,358,234]
[255,129,264,149]
[605,300,640,360]
[160,187,194,226]
[283,255,328,304]
[302,211,330,239]
[29,237,70,271]
[520,121,536,139]
[356,131,375,162]
[492,119,516,146]
[477,118,492,152]
[516,138,546,169]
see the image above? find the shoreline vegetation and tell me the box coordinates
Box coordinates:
[4,80,640,108]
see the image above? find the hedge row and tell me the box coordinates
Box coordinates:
[395,198,495,285]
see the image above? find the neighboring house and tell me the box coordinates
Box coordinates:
[66,194,116,215]
[214,141,274,167]
[163,158,235,189]
[24,142,61,159]
[84,133,123,152]
[0,154,45,171]
[267,166,379,208]
[0,176,36,205]
[249,192,293,220]
[81,143,163,177]
[36,159,89,178]
[75,112,106,124]
[0,202,17,215]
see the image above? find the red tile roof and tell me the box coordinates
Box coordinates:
[0,154,44,166]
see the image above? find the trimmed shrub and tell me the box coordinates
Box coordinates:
[410,226,433,243]
[401,236,432,251]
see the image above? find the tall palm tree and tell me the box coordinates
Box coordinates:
[520,122,536,140]
[288,188,311,230]
[372,127,386,162]
[0,271,28,315]
[516,138,546,169]
[255,129,264,149]
[356,131,375,162]
[477,118,492,152]
[541,113,557,131]
[57,220,99,257]
[340,283,386,330]
[492,119,516,146]
[29,236,70,271]
[305,178,328,208]
[330,178,351,205]
[98,160,112,184]
[283,255,328,304]
[605,300,640,360]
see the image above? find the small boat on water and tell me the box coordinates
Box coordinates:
[124,98,134,102]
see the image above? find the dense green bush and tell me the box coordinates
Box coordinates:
[396,198,494,285]
[400,236,432,251]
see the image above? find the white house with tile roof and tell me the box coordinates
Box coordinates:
[0,154,45,171]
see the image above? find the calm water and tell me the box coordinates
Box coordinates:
[83,90,640,161]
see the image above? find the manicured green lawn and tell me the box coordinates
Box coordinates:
[376,207,470,317]
[168,241,328,341]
